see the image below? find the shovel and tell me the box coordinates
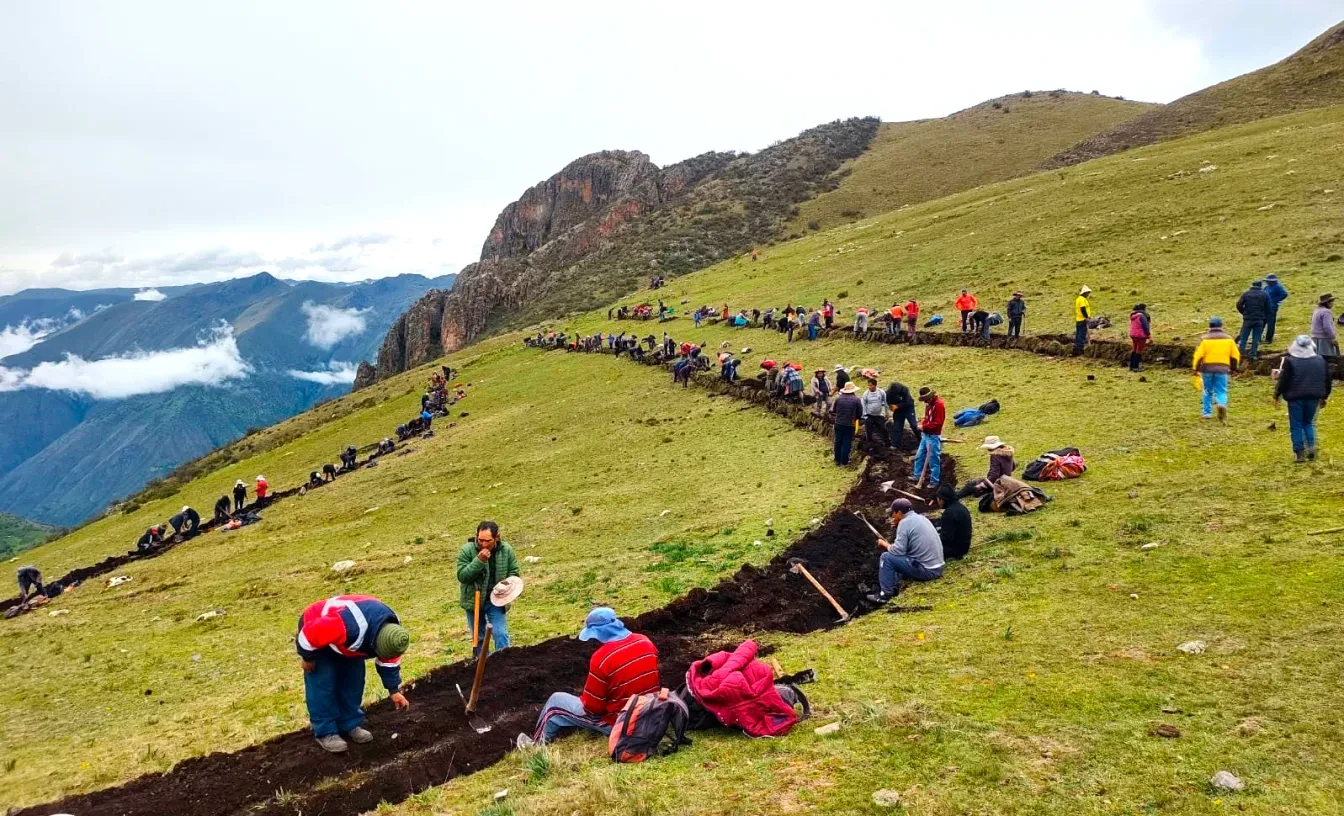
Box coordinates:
[787,558,850,623]
[455,623,493,734]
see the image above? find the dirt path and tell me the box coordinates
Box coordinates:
[18,353,949,816]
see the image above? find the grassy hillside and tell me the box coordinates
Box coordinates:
[7,109,1344,816]
[0,336,849,808]
[388,330,1344,816]
[792,92,1155,233]
[642,105,1344,345]
[0,513,52,559]
[1046,20,1344,168]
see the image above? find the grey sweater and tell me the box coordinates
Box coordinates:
[860,389,889,417]
[890,513,945,570]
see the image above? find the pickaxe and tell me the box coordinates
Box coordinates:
[787,558,850,623]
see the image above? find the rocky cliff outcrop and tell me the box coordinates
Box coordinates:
[354,117,880,387]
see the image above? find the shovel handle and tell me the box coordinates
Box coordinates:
[793,564,850,622]
[466,624,492,713]
[472,591,481,650]
[853,512,883,540]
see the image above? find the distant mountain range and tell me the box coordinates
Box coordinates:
[0,272,453,526]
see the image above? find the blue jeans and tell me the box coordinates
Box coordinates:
[1073,321,1088,355]
[1201,372,1229,416]
[879,552,943,595]
[1288,399,1320,452]
[467,602,510,653]
[808,323,819,341]
[304,655,366,737]
[532,691,610,744]
[914,433,942,483]
[833,422,855,465]
[890,406,919,449]
[1237,321,1264,359]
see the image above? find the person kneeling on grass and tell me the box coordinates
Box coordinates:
[517,607,660,749]
[297,594,411,753]
[866,498,945,604]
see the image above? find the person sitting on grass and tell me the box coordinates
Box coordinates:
[933,483,972,561]
[960,435,1015,497]
[516,607,659,749]
[866,498,945,604]
[297,594,411,753]
[136,524,165,552]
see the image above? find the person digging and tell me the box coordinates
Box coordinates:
[297,594,411,753]
[866,498,945,605]
[457,520,521,653]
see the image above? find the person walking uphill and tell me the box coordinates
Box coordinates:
[516,607,659,748]
[866,498,944,604]
[457,521,521,653]
[1275,335,1332,462]
[1235,280,1271,361]
[1128,304,1151,371]
[831,382,863,466]
[913,387,946,489]
[1192,316,1240,422]
[954,290,977,333]
[1006,292,1026,339]
[1264,274,1289,344]
[1073,286,1092,356]
[297,594,411,753]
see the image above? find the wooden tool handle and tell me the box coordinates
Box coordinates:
[472,591,481,650]
[466,623,492,713]
[795,565,849,621]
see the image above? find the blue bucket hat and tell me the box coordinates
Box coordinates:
[579,607,631,643]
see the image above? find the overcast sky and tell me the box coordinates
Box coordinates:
[1,0,1339,296]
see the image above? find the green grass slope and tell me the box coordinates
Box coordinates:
[0,336,848,808]
[0,513,53,559]
[792,92,1154,233]
[1045,20,1344,168]
[644,105,1344,345]
[387,329,1344,816]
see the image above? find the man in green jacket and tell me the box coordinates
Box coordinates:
[457,520,521,653]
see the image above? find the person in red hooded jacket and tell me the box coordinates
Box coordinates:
[685,639,800,738]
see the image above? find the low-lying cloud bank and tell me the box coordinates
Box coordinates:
[133,288,167,301]
[0,324,250,399]
[0,308,90,359]
[301,301,369,349]
[287,361,358,386]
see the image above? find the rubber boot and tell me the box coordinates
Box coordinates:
[1295,450,1306,464]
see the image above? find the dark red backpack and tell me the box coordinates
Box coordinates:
[608,688,691,763]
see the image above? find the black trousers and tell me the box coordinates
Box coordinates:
[960,310,972,331]
[863,416,889,452]
[1008,316,1022,338]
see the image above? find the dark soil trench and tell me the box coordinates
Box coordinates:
[17,354,952,816]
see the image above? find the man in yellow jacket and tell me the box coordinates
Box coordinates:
[1192,316,1241,422]
[1072,286,1092,356]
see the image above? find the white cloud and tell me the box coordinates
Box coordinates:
[0,323,54,359]
[300,301,369,349]
[287,360,358,385]
[0,323,250,399]
[133,288,167,301]
[310,233,393,253]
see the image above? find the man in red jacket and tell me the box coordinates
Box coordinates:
[517,607,659,748]
[913,386,946,489]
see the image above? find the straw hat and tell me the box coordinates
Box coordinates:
[491,576,525,606]
[980,435,1006,450]
[1080,286,1092,295]
[841,382,859,394]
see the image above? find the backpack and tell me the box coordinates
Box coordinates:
[608,688,691,763]
[1023,448,1087,481]
[924,315,944,327]
[978,399,1001,415]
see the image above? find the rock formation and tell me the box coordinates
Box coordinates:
[354,117,880,387]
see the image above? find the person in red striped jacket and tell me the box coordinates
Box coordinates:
[516,607,660,748]
[297,594,411,753]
